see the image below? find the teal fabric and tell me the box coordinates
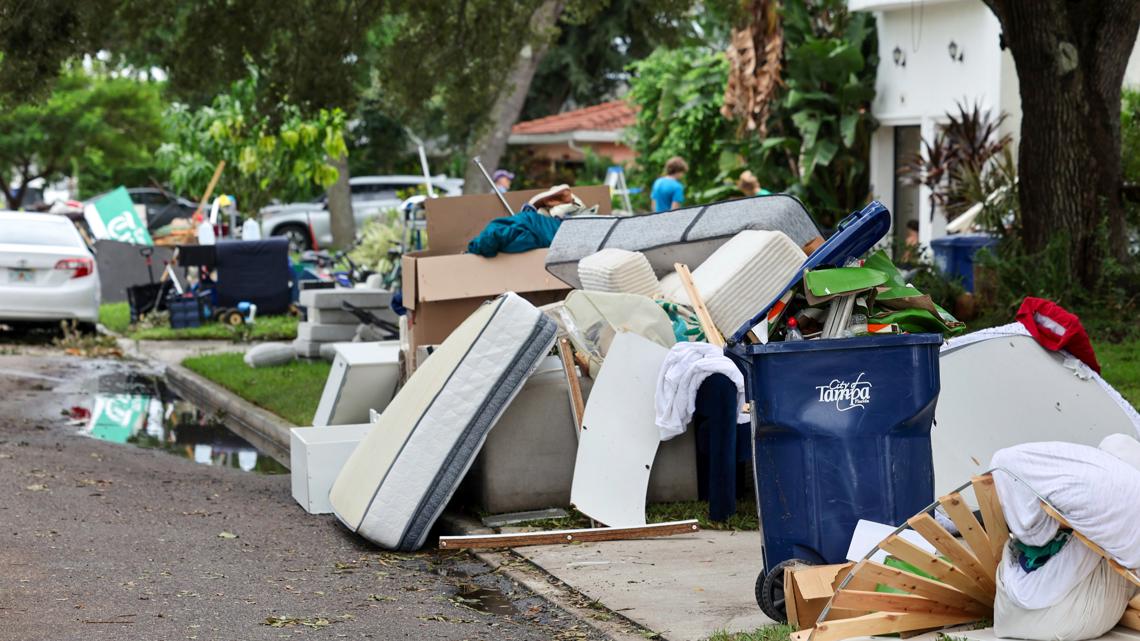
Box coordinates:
[651,176,685,212]
[467,208,562,257]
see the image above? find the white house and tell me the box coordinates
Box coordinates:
[851,0,1140,250]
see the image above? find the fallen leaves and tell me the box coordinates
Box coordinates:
[262,616,330,628]
[24,484,47,492]
[217,531,238,539]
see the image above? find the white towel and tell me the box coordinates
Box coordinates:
[654,342,745,441]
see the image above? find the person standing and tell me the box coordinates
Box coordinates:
[736,170,771,197]
[492,169,514,193]
[651,156,688,212]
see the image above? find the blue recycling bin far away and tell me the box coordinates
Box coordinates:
[929,234,998,292]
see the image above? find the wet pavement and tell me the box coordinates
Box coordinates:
[0,339,608,641]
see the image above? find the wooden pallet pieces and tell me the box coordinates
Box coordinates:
[672,263,724,347]
[798,474,1007,640]
[437,520,700,550]
[799,472,1140,640]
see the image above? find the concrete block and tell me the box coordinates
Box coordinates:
[290,423,372,514]
[297,322,358,342]
[309,306,398,326]
[313,341,401,426]
[299,288,391,310]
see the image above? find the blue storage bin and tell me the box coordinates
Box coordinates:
[929,234,998,292]
[725,201,942,621]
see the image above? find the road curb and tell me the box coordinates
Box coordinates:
[164,363,294,468]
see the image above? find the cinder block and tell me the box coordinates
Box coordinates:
[299,288,392,310]
[309,305,400,326]
[291,423,372,514]
[298,322,358,342]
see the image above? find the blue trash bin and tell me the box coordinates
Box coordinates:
[929,234,998,292]
[725,201,942,622]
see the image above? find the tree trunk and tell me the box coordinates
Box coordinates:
[982,0,1140,287]
[327,154,354,250]
[462,0,565,195]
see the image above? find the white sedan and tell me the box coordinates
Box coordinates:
[0,211,100,327]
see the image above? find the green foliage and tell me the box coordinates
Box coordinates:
[705,625,794,641]
[1122,89,1140,243]
[182,351,330,426]
[349,209,405,274]
[624,0,877,224]
[99,302,298,341]
[0,69,164,208]
[157,70,347,216]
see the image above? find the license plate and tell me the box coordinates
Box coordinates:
[8,268,33,283]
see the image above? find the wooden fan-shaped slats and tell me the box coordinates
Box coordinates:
[810,611,979,641]
[939,492,997,581]
[878,535,992,605]
[854,561,988,615]
[971,475,1010,566]
[830,590,978,618]
[907,514,997,598]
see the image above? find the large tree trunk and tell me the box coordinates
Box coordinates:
[462,0,565,195]
[327,154,354,250]
[982,0,1140,287]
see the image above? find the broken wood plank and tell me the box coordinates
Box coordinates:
[557,338,585,433]
[437,520,699,550]
[878,535,992,605]
[971,474,1010,565]
[830,590,977,618]
[193,160,226,219]
[1131,595,1140,610]
[1120,608,1140,632]
[907,513,997,597]
[672,263,724,347]
[1041,503,1140,588]
[853,561,989,616]
[939,492,996,581]
[811,611,978,641]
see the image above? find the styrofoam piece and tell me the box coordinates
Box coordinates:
[293,338,324,358]
[570,332,669,528]
[312,341,401,426]
[297,322,359,342]
[299,288,391,310]
[933,334,1137,497]
[290,423,372,514]
[846,518,936,564]
[309,306,397,326]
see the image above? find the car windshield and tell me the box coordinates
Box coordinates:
[0,219,82,247]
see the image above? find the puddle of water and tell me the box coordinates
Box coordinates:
[454,583,517,616]
[71,372,287,474]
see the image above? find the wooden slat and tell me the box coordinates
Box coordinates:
[831,590,976,617]
[810,611,978,641]
[853,561,990,616]
[908,514,997,597]
[1131,595,1140,610]
[939,492,996,581]
[672,263,724,347]
[878,535,992,605]
[1120,608,1140,632]
[790,629,811,641]
[557,338,585,434]
[971,474,1010,565]
[193,160,226,219]
[1041,503,1140,588]
[438,520,699,550]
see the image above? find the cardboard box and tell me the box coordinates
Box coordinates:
[402,185,611,356]
[784,562,868,631]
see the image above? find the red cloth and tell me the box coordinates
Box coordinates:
[1016,297,1101,373]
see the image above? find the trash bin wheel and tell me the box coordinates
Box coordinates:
[756,558,813,622]
[222,310,245,326]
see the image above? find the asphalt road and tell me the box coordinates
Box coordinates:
[0,347,606,641]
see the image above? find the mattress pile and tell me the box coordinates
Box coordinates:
[689,230,805,337]
[577,249,661,298]
[328,292,556,550]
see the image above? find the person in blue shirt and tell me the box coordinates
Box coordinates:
[651,156,688,212]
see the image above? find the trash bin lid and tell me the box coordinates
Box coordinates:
[930,234,999,249]
[728,200,891,344]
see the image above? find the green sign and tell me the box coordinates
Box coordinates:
[87,394,149,444]
[84,186,153,245]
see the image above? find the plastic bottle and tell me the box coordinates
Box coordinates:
[785,317,804,341]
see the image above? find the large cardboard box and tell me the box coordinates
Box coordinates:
[402,185,611,355]
[784,562,872,631]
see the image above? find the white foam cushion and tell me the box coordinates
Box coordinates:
[691,230,804,336]
[578,248,660,298]
[328,293,557,550]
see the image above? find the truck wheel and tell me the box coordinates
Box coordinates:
[757,558,813,622]
[274,224,312,252]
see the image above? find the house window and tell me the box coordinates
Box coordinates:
[893,125,922,263]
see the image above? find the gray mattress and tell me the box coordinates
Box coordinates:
[545,194,821,288]
[329,293,557,550]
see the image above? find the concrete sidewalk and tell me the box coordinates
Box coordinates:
[512,530,773,641]
[116,338,249,367]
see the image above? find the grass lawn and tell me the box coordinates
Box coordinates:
[706,625,795,641]
[1095,339,1140,408]
[182,352,329,425]
[100,302,298,341]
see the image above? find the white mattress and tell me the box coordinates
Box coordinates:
[690,230,805,336]
[577,248,661,298]
[328,292,557,550]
